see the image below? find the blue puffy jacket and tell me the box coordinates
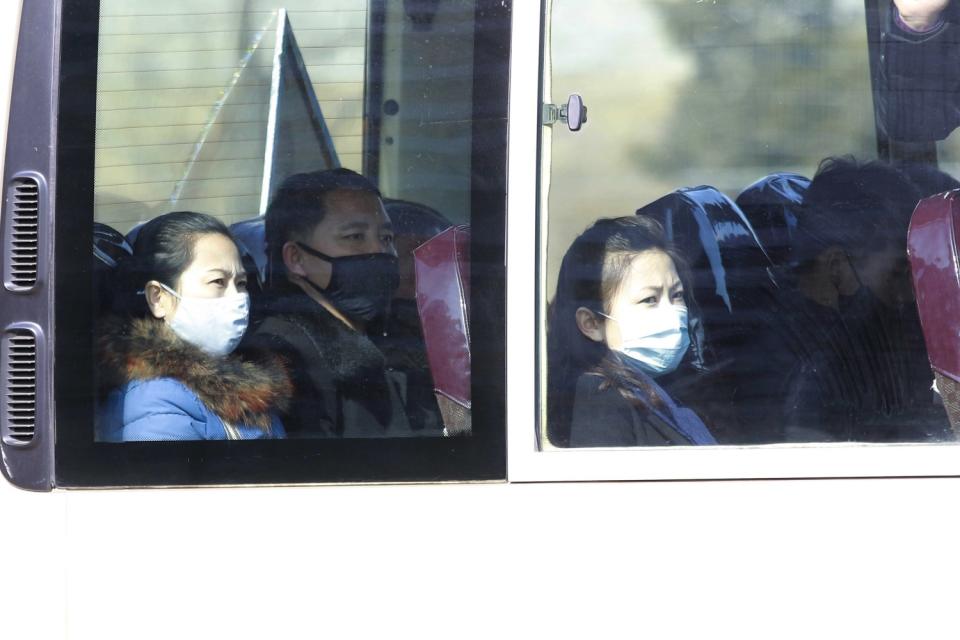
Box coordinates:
[96,317,291,442]
[98,378,285,441]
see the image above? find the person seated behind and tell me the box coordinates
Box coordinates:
[547,216,717,448]
[900,161,960,198]
[241,168,439,438]
[763,157,948,441]
[97,211,291,441]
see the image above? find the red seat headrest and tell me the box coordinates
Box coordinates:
[908,190,960,384]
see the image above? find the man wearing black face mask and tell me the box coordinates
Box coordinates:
[239,168,441,438]
[762,157,950,442]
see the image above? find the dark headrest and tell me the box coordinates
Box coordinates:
[908,191,960,383]
[736,172,810,269]
[384,198,452,238]
[93,222,133,316]
[229,217,267,283]
[908,191,960,433]
[899,163,960,199]
[93,222,133,269]
[125,222,144,247]
[636,185,775,313]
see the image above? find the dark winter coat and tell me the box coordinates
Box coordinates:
[568,372,715,447]
[96,317,292,441]
[240,283,439,438]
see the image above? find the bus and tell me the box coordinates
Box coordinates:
[2,1,959,637]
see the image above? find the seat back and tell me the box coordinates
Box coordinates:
[229,217,268,287]
[384,199,452,301]
[736,172,810,271]
[636,185,777,331]
[414,225,470,435]
[93,222,133,315]
[637,186,782,443]
[125,221,144,247]
[907,190,960,434]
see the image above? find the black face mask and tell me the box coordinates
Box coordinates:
[297,243,399,322]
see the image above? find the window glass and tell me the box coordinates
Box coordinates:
[938,126,960,177]
[95,2,367,231]
[545,0,875,298]
[540,0,955,449]
[86,0,494,454]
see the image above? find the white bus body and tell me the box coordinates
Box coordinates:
[2,2,959,638]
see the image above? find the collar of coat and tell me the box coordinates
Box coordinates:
[98,317,292,429]
[254,285,389,385]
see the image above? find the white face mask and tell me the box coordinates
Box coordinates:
[602,305,690,377]
[159,283,250,356]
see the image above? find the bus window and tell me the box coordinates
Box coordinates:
[537,0,955,452]
[0,0,509,489]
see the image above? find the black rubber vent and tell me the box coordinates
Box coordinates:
[5,176,40,289]
[3,329,37,445]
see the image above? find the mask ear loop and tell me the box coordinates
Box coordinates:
[135,282,178,321]
[157,282,183,300]
[296,242,336,263]
[294,242,336,295]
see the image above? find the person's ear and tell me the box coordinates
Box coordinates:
[144,281,174,320]
[825,247,859,295]
[282,241,307,277]
[575,306,605,343]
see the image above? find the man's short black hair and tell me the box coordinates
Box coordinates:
[794,156,921,267]
[264,167,382,277]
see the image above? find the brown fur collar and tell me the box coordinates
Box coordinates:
[98,317,292,429]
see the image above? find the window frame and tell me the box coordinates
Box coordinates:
[42,0,511,489]
[508,0,960,483]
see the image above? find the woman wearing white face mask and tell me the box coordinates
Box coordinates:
[547,216,716,448]
[96,211,291,441]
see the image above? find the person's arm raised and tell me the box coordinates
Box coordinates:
[893,0,951,32]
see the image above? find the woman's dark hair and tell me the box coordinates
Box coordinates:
[547,215,697,447]
[115,211,233,317]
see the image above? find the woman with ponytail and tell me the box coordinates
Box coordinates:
[97,211,291,441]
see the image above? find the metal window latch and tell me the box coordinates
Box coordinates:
[543,93,588,132]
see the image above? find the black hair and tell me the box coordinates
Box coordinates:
[898,162,960,199]
[547,215,697,447]
[795,157,921,268]
[264,168,382,283]
[115,210,232,317]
